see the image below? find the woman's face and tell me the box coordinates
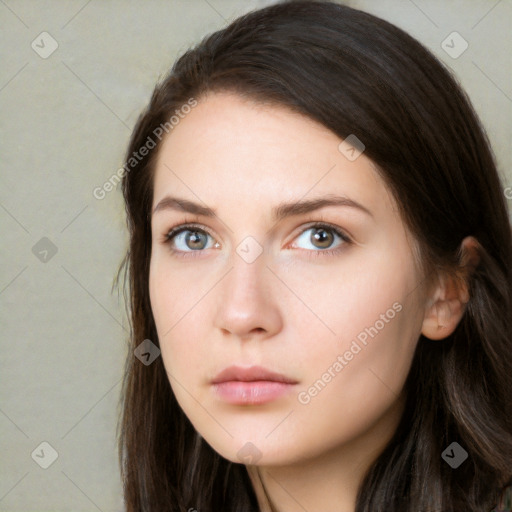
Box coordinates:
[149,91,428,467]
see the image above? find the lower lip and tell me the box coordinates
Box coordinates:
[212,381,296,405]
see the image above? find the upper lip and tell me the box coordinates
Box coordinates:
[211,365,297,384]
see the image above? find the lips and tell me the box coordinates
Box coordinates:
[211,365,297,385]
[211,365,298,405]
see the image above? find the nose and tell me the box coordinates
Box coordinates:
[213,250,283,341]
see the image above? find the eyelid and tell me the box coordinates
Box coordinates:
[164,222,215,240]
[162,222,217,249]
[290,220,352,244]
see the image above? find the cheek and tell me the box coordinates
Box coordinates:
[149,253,202,338]
[149,258,173,340]
[149,258,187,372]
[307,301,419,400]
[281,238,417,344]
[291,249,422,426]
[148,256,215,387]
[289,295,421,463]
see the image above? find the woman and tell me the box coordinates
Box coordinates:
[116,1,512,510]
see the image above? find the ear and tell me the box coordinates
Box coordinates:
[421,236,480,341]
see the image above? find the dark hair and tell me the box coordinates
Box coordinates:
[116,1,512,510]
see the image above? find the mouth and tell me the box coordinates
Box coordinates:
[211,365,298,405]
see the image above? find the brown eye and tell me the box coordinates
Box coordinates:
[294,224,349,252]
[311,227,334,249]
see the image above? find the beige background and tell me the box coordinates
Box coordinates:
[0,1,510,510]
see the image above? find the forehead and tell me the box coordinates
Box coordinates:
[152,91,394,220]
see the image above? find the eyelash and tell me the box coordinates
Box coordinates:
[162,222,352,259]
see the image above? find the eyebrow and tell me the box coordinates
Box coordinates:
[152,194,373,222]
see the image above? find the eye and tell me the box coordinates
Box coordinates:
[164,223,218,256]
[290,223,351,256]
[162,222,351,258]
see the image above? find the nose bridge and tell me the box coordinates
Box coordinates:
[226,244,269,306]
[213,242,282,338]
[225,226,269,296]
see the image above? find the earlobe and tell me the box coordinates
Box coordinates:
[421,236,480,341]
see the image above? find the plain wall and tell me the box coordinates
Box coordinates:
[1,1,510,510]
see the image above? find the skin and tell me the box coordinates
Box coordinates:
[148,92,474,512]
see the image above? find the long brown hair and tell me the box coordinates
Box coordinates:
[116,1,512,510]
